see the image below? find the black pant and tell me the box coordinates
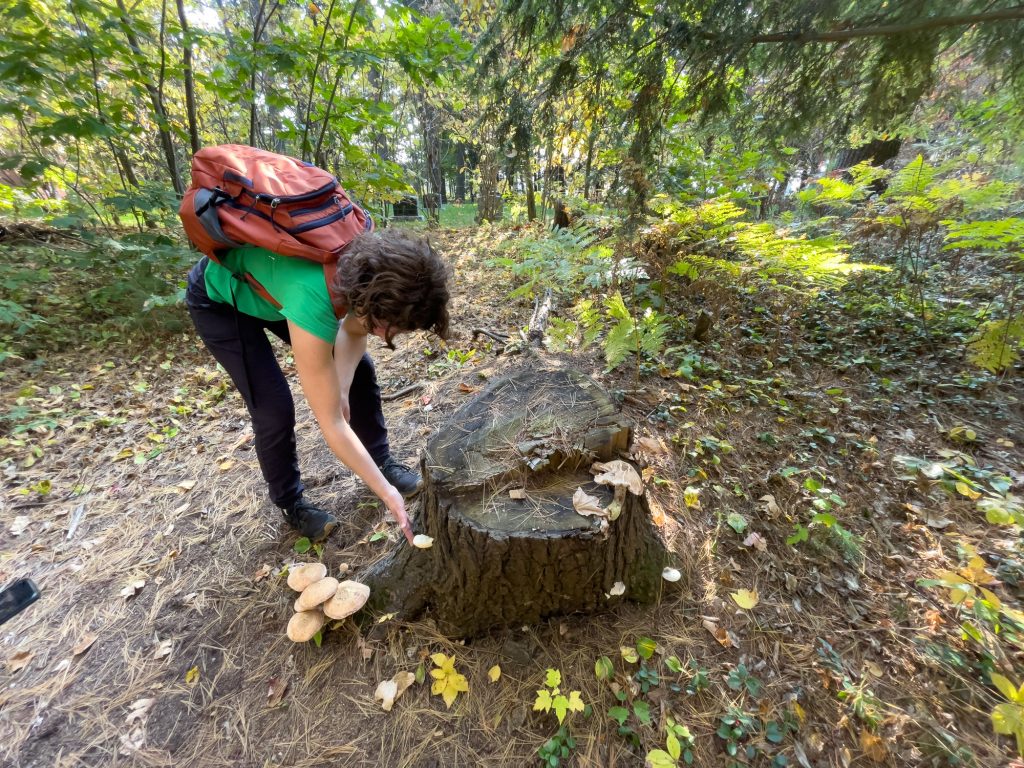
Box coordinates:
[185,258,389,508]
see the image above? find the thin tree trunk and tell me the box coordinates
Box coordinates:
[314,0,361,165]
[299,0,339,160]
[114,0,183,195]
[454,142,466,201]
[524,149,537,221]
[175,0,200,155]
[420,92,443,223]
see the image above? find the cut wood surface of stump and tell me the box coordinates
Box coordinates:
[363,367,669,637]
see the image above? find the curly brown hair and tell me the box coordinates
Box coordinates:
[333,229,450,347]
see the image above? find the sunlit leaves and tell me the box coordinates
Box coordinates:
[429,653,468,709]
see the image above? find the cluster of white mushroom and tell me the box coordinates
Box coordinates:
[285,563,371,642]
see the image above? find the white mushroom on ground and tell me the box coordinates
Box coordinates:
[374,671,416,711]
[662,567,682,582]
[322,580,371,620]
[412,534,434,549]
[287,562,327,592]
[287,609,326,642]
[294,576,339,612]
[590,460,644,521]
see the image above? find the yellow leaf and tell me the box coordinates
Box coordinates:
[185,666,200,686]
[992,674,1022,703]
[683,486,701,509]
[859,730,888,763]
[792,701,806,725]
[978,587,1002,611]
[488,665,501,683]
[955,481,981,500]
[731,589,759,610]
[219,459,235,471]
[962,556,997,585]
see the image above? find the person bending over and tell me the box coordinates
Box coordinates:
[185,228,450,545]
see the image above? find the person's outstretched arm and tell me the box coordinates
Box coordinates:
[332,313,368,422]
[288,320,414,544]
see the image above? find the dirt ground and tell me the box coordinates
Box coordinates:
[2,227,1023,767]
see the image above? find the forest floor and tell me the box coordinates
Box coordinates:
[1,225,1022,767]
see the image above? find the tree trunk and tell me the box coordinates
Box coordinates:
[475,144,502,223]
[419,93,443,223]
[454,142,466,202]
[175,0,200,155]
[362,368,669,638]
[114,0,183,195]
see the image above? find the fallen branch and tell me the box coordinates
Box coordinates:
[381,383,423,402]
[471,328,510,344]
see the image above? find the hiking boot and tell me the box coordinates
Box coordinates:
[281,497,338,542]
[379,457,422,498]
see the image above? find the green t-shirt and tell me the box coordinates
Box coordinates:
[204,246,339,343]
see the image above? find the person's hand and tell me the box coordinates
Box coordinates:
[338,392,350,422]
[382,486,414,545]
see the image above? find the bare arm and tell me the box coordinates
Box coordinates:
[289,320,414,544]
[332,313,368,421]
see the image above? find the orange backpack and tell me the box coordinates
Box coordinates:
[179,144,373,318]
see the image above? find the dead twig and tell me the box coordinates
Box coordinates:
[381,383,422,402]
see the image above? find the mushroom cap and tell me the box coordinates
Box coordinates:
[322,580,370,620]
[287,562,327,592]
[591,460,644,495]
[287,609,326,642]
[412,534,434,549]
[294,576,339,612]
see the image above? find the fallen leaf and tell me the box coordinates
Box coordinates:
[119,579,146,599]
[219,459,235,471]
[357,634,373,661]
[572,487,605,517]
[10,515,30,536]
[924,513,954,529]
[864,660,883,678]
[508,488,527,500]
[266,675,289,706]
[636,436,666,454]
[6,650,33,673]
[177,479,197,491]
[73,633,98,656]
[859,730,888,763]
[743,532,767,551]
[458,382,476,394]
[376,612,397,623]
[185,665,200,686]
[760,494,781,517]
[125,697,155,725]
[488,665,501,682]
[731,589,759,610]
[153,639,173,660]
[702,619,735,648]
[251,564,272,582]
[120,697,156,753]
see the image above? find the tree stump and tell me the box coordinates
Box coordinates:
[363,367,669,637]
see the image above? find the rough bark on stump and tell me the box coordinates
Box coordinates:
[362,367,668,637]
